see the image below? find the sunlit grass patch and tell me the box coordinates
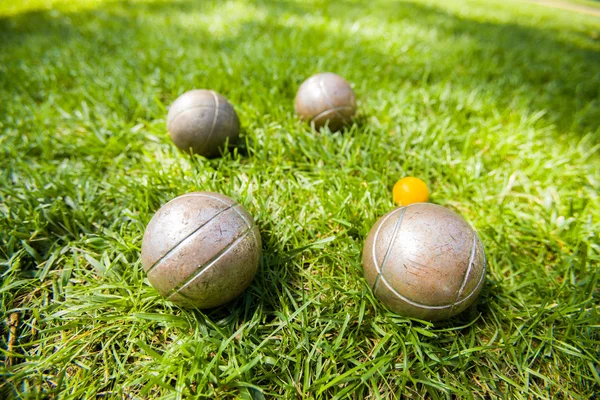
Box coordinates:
[1,0,599,398]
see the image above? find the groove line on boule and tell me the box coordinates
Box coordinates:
[146,203,235,276]
[168,105,234,127]
[179,193,256,246]
[370,210,399,275]
[372,207,406,293]
[380,255,486,310]
[379,275,451,310]
[201,90,221,150]
[178,195,255,246]
[452,234,478,310]
[229,202,261,250]
[319,75,346,122]
[310,106,355,125]
[166,228,253,299]
[370,208,486,310]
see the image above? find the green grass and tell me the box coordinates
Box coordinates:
[1,0,599,398]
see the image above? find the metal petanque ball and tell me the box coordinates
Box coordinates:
[166,90,240,157]
[294,72,356,131]
[141,192,261,309]
[362,203,486,321]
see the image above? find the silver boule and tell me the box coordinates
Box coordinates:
[166,90,240,157]
[294,72,356,131]
[362,203,486,321]
[141,192,261,309]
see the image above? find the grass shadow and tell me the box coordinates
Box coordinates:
[1,0,598,316]
[2,0,598,137]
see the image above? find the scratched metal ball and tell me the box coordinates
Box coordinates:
[141,192,261,309]
[363,203,486,321]
[166,90,240,157]
[294,72,356,131]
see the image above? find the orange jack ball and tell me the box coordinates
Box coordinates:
[393,177,429,206]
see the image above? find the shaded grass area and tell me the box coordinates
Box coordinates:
[1,0,599,398]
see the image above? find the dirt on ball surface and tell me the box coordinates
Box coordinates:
[167,90,240,157]
[362,203,486,321]
[294,72,356,131]
[141,192,261,309]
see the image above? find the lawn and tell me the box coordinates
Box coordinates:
[1,0,599,398]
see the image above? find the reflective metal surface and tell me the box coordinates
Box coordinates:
[363,203,486,321]
[141,192,261,309]
[294,73,356,131]
[166,90,240,157]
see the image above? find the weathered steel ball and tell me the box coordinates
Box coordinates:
[141,192,261,309]
[166,90,240,157]
[294,72,356,131]
[362,203,486,321]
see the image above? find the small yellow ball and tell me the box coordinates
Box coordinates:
[393,177,430,206]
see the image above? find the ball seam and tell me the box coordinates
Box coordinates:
[200,90,221,151]
[168,104,234,129]
[372,207,406,294]
[377,268,486,310]
[166,226,253,300]
[375,253,486,310]
[370,207,486,311]
[319,75,347,123]
[369,209,399,276]
[146,194,237,275]
[451,233,478,310]
[228,203,261,253]
[310,106,355,125]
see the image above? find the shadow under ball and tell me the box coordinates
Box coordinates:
[141,192,261,309]
[166,90,240,157]
[294,72,356,131]
[362,203,486,321]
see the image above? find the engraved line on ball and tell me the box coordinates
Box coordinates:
[319,75,347,122]
[178,193,252,244]
[452,233,478,310]
[174,194,256,248]
[368,204,486,311]
[165,289,195,303]
[372,207,406,294]
[373,233,485,310]
[168,105,234,127]
[377,258,486,310]
[146,203,235,275]
[310,106,355,125]
[458,237,487,305]
[229,203,261,251]
[481,246,487,282]
[378,273,479,310]
[200,90,221,151]
[370,208,402,276]
[166,228,253,300]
